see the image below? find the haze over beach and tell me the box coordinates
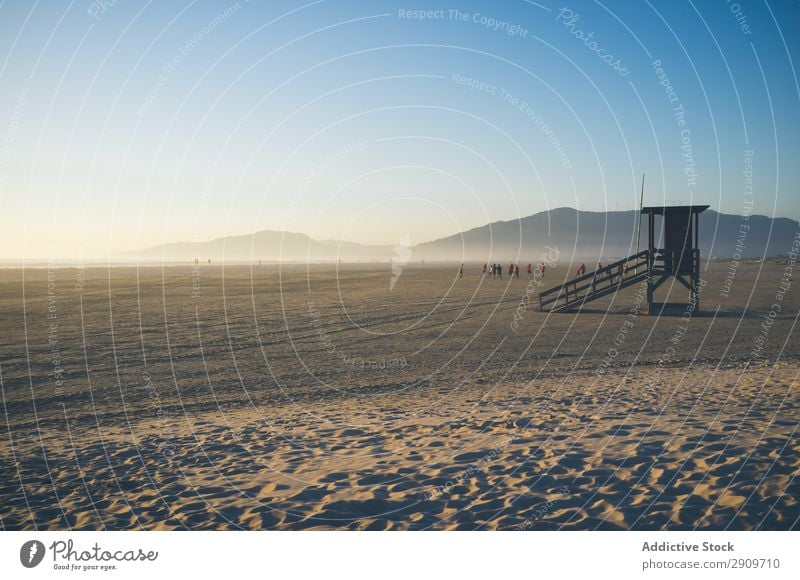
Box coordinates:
[124,207,799,263]
[1,0,799,544]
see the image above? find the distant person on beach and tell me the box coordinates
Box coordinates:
[509,263,514,278]
[515,264,520,278]
[208,259,211,265]
[492,263,497,278]
[540,263,546,276]
[527,263,532,278]
[498,264,503,278]
[459,264,463,278]
[482,263,487,276]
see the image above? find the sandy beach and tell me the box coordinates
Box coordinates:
[0,262,797,530]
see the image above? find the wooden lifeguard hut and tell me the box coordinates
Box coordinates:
[642,204,708,315]
[537,204,709,315]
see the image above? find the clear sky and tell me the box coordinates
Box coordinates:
[0,0,798,259]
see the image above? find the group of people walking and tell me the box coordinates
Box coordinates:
[458,260,628,286]
[459,260,629,287]
[478,262,547,279]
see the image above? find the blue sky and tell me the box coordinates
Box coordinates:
[0,0,797,258]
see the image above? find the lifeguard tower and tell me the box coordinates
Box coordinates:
[642,204,708,315]
[537,204,709,315]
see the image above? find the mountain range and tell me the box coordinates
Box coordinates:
[133,207,799,262]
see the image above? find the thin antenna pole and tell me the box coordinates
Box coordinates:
[636,173,645,273]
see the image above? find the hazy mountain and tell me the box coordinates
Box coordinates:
[134,208,798,262]
[135,230,393,262]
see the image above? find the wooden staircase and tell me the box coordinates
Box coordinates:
[538,250,650,313]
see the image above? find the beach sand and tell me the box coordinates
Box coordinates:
[0,262,797,530]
